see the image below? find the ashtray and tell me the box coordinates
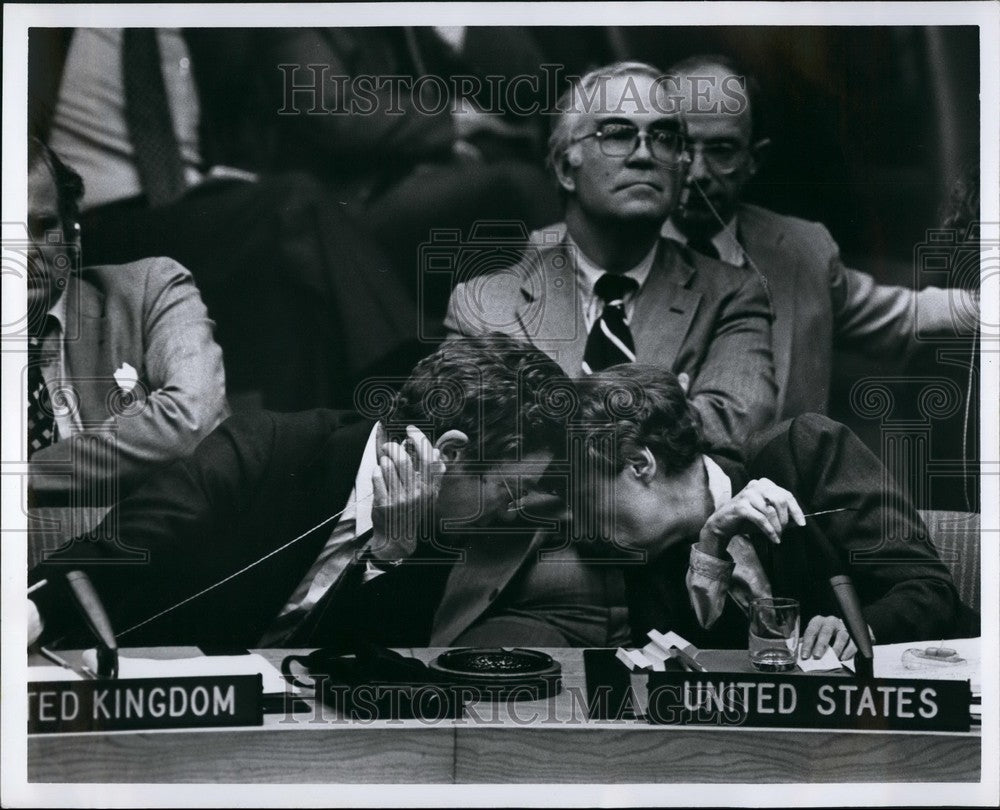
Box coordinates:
[429,647,562,701]
[902,646,967,669]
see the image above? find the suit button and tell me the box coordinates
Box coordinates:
[488,588,499,601]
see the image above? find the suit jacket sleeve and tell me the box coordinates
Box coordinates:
[29,411,285,643]
[688,272,777,452]
[826,228,977,354]
[30,258,229,497]
[749,413,964,643]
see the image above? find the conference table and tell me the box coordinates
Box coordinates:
[27,647,981,784]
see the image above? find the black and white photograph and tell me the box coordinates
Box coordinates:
[2,2,997,806]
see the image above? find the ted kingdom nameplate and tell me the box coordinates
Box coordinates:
[28,675,263,734]
[644,672,971,732]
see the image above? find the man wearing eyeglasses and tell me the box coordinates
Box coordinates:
[663,54,979,419]
[446,61,777,456]
[437,62,776,648]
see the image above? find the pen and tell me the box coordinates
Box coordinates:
[39,646,98,680]
[669,645,707,673]
[802,507,856,519]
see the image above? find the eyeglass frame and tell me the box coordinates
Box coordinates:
[568,119,690,166]
[683,136,772,177]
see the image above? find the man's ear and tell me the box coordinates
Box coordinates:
[553,148,580,194]
[435,429,469,463]
[627,447,657,484]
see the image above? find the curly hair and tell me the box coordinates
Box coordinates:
[385,334,571,462]
[576,364,704,475]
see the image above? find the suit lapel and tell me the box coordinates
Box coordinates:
[738,206,796,415]
[63,276,116,427]
[631,240,700,367]
[430,528,545,646]
[514,240,588,376]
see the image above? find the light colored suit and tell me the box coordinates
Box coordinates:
[28,257,229,500]
[444,226,777,453]
[733,203,976,418]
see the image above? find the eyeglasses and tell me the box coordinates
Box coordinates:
[571,122,687,166]
[685,141,750,176]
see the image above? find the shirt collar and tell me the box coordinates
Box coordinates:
[568,235,658,297]
[353,423,381,536]
[46,288,69,334]
[702,455,733,509]
[663,214,744,267]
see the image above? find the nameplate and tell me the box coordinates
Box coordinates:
[28,675,263,734]
[644,672,971,732]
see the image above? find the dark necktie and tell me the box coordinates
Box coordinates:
[582,274,640,375]
[687,237,720,261]
[122,28,187,208]
[27,318,58,457]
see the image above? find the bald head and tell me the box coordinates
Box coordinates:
[666,55,768,239]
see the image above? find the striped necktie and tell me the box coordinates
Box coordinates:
[27,317,58,457]
[582,273,639,375]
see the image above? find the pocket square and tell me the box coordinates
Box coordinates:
[113,362,139,392]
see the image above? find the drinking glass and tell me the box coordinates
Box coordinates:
[749,597,800,672]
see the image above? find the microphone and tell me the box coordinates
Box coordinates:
[64,570,119,679]
[802,522,874,678]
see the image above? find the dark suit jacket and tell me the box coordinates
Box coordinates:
[30,411,390,646]
[29,258,228,502]
[627,413,969,647]
[445,227,777,453]
[736,203,973,418]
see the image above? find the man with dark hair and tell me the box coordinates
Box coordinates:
[576,364,972,658]
[28,335,569,648]
[446,60,777,454]
[26,138,228,503]
[663,54,978,418]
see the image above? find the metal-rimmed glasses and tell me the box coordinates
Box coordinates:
[570,121,688,166]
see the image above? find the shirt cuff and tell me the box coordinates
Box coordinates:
[686,543,736,629]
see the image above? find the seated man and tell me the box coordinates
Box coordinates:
[28,335,569,649]
[26,138,228,504]
[446,60,777,455]
[663,53,980,419]
[575,365,973,659]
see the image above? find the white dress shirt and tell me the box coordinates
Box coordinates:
[568,237,658,332]
[50,28,204,210]
[259,424,383,645]
[685,456,774,628]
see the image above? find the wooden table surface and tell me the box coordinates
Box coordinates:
[27,647,981,784]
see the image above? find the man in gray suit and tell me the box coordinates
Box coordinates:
[445,61,777,455]
[662,54,979,418]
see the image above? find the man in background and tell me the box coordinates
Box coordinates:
[26,138,228,504]
[446,61,777,454]
[30,27,422,410]
[664,53,979,418]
